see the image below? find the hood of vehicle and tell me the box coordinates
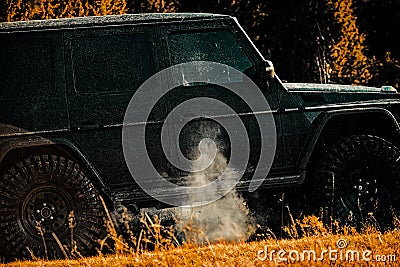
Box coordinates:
[284,83,397,93]
[283,83,400,107]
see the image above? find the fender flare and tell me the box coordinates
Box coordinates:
[0,136,108,193]
[298,107,400,181]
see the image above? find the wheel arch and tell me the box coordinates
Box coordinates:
[299,108,400,183]
[0,137,109,197]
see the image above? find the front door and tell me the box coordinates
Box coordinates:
[158,22,283,193]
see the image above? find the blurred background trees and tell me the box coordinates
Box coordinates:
[1,0,399,88]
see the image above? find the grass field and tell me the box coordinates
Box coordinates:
[2,230,399,266]
[2,215,399,267]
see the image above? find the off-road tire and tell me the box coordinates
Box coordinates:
[314,135,400,229]
[0,155,105,261]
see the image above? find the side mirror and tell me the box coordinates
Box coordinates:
[264,60,275,79]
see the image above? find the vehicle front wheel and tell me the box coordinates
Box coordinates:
[0,155,105,261]
[314,135,400,230]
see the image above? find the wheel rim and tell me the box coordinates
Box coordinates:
[335,164,391,224]
[21,185,76,238]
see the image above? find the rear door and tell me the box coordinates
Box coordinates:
[64,25,170,186]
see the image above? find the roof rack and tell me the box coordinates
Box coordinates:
[0,13,229,32]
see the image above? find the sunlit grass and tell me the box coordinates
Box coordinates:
[3,229,399,266]
[2,210,399,266]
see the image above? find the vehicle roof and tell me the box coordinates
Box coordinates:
[0,13,231,32]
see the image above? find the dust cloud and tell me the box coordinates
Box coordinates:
[174,129,255,243]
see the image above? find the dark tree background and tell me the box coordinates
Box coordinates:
[1,0,399,87]
[352,0,400,87]
[176,0,400,87]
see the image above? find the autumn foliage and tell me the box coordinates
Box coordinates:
[1,0,399,88]
[4,0,128,20]
[327,0,373,85]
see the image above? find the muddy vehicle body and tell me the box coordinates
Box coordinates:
[1,13,400,260]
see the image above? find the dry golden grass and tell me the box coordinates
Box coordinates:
[2,213,399,267]
[2,229,399,266]
[1,182,399,266]
[2,197,400,266]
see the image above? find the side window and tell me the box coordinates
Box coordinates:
[71,33,153,94]
[0,37,54,100]
[168,30,253,72]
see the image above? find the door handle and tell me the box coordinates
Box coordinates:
[72,122,101,131]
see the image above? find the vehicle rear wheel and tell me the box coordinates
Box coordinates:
[314,135,400,230]
[0,155,105,261]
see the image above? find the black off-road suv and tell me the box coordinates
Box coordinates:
[1,13,399,260]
